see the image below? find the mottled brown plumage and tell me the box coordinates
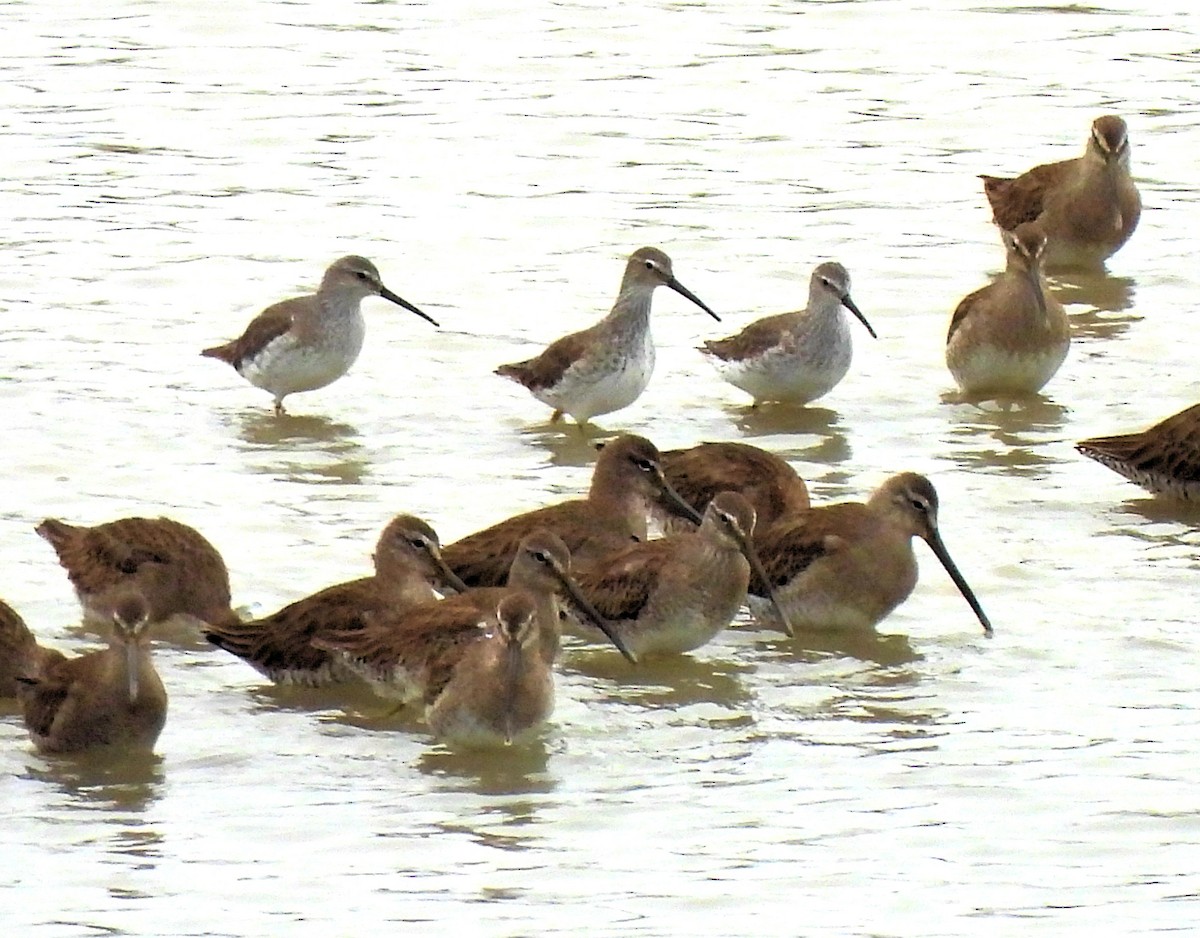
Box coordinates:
[752,473,993,636]
[442,434,701,588]
[1077,404,1200,500]
[204,515,466,686]
[37,516,239,631]
[424,592,555,747]
[657,441,809,533]
[313,531,633,705]
[980,115,1141,268]
[571,496,787,657]
[570,492,791,657]
[15,593,167,754]
[0,598,65,698]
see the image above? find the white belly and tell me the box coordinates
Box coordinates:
[716,345,851,404]
[540,332,654,421]
[239,322,365,397]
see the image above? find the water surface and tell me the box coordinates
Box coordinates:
[2,1,1199,935]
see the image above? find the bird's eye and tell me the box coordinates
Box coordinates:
[910,498,928,513]
[532,550,548,564]
[634,457,655,472]
[407,537,427,550]
[355,270,369,281]
[643,260,655,271]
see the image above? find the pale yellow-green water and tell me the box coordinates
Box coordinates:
[3,1,1199,935]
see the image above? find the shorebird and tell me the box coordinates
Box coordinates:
[657,441,809,534]
[442,434,702,588]
[1076,403,1200,500]
[313,531,634,709]
[37,515,241,632]
[15,593,168,754]
[0,598,64,698]
[202,255,437,415]
[946,221,1069,396]
[700,261,875,406]
[495,247,719,425]
[204,515,467,686]
[980,114,1141,269]
[424,592,554,748]
[569,492,792,659]
[751,473,993,636]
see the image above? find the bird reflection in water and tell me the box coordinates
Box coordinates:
[942,395,1070,479]
[1049,270,1136,341]
[233,411,369,485]
[22,747,164,813]
[562,646,754,711]
[735,404,852,468]
[417,742,554,795]
[757,627,921,669]
[518,423,606,469]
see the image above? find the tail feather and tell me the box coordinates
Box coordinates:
[495,361,530,383]
[35,518,78,555]
[201,343,236,364]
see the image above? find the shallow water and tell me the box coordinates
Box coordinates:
[3,1,1200,935]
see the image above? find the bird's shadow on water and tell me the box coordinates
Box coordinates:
[415,741,554,797]
[517,421,608,468]
[752,626,923,668]
[228,410,370,485]
[249,680,384,716]
[1108,496,1200,548]
[730,404,853,465]
[20,747,165,812]
[562,645,755,710]
[316,693,557,797]
[234,409,360,445]
[940,393,1071,477]
[1048,269,1138,341]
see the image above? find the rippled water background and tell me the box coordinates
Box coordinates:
[3,1,1199,934]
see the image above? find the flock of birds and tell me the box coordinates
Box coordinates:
[4,113,1192,757]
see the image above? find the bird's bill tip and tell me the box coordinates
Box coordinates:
[925,531,994,639]
[379,286,439,326]
[842,296,878,339]
[668,278,721,322]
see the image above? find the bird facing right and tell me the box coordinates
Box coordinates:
[946,221,1069,397]
[313,530,634,708]
[568,491,792,659]
[441,434,702,589]
[204,514,467,686]
[980,114,1141,269]
[751,473,993,637]
[202,255,437,416]
[495,247,719,426]
[700,261,875,406]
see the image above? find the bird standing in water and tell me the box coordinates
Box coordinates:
[202,255,437,415]
[496,247,718,425]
